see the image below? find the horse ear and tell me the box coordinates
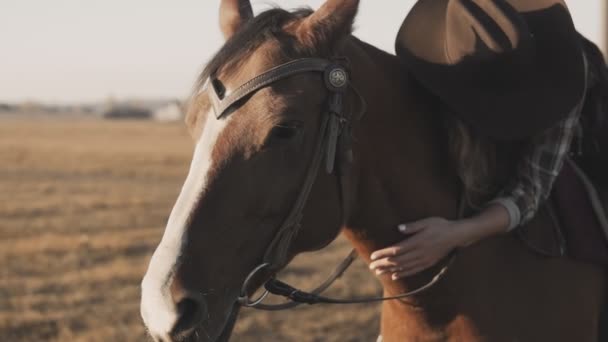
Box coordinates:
[297,0,360,47]
[219,0,254,40]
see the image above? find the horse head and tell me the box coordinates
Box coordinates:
[141,1,361,341]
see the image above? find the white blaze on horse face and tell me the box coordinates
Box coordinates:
[141,107,230,338]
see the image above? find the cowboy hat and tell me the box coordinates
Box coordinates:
[395,0,586,140]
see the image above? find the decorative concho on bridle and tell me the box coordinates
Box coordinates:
[207,57,454,311]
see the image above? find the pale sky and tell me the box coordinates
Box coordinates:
[0,0,605,104]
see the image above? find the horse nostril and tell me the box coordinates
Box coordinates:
[171,294,207,339]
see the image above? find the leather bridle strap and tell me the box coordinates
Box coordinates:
[263,251,456,306]
[209,58,354,307]
[247,249,359,311]
[227,56,460,310]
[261,110,333,266]
[210,58,333,119]
[209,56,351,267]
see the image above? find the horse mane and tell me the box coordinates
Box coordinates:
[194,7,314,92]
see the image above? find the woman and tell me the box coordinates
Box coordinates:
[370,0,597,280]
[369,91,585,279]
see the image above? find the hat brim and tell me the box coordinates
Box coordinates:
[396,0,586,140]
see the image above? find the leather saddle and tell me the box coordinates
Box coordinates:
[518,158,608,266]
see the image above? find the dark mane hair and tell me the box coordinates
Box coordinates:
[195,8,314,91]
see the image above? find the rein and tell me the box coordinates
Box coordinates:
[209,57,455,311]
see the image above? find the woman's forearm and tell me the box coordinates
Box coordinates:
[453,203,511,248]
[369,203,513,279]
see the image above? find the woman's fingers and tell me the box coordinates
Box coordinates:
[390,261,431,280]
[370,246,405,263]
[369,217,456,280]
[395,230,433,253]
[370,218,440,261]
[369,250,422,272]
[369,217,453,279]
[374,257,429,278]
[374,256,433,279]
[397,219,430,235]
[370,227,429,261]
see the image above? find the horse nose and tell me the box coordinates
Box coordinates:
[141,272,208,341]
[170,291,208,339]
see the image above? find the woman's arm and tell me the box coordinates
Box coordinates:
[370,95,585,280]
[368,204,509,280]
[494,104,582,231]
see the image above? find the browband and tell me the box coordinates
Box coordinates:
[210,58,337,119]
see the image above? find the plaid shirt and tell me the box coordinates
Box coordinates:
[490,55,590,231]
[491,104,583,230]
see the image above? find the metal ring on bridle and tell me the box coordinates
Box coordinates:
[237,262,272,307]
[325,65,348,92]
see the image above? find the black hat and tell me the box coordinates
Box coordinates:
[395,0,586,140]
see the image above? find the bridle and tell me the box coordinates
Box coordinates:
[208,57,454,311]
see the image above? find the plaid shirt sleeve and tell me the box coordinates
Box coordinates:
[491,104,583,231]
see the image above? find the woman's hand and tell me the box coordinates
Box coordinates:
[369,203,511,280]
[369,217,466,280]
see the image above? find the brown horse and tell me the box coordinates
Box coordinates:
[140,1,606,341]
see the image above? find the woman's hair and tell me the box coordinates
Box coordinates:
[444,109,498,209]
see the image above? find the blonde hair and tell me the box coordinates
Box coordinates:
[444,111,498,209]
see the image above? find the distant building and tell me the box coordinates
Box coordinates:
[0,103,14,112]
[103,106,151,119]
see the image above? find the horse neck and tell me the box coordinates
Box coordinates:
[341,37,461,288]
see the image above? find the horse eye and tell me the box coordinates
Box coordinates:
[271,126,297,140]
[271,122,302,140]
[266,121,303,146]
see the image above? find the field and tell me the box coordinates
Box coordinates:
[0,118,382,342]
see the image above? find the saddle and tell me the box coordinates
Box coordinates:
[518,158,608,266]
[518,34,608,265]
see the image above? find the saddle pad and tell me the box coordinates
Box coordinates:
[551,158,608,266]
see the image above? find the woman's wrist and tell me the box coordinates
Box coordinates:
[451,219,481,248]
[451,203,511,248]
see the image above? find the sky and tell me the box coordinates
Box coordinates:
[0,0,605,104]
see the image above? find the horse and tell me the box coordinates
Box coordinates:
[140,1,606,341]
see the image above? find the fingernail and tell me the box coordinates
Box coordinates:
[370,253,377,260]
[376,269,386,276]
[391,273,400,280]
[398,224,407,232]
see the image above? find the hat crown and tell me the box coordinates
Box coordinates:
[445,0,530,63]
[395,0,585,140]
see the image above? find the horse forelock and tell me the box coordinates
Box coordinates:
[185,7,324,142]
[193,8,316,94]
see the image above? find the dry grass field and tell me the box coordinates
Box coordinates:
[0,118,382,342]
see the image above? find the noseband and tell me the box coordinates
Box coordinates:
[208,57,453,310]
